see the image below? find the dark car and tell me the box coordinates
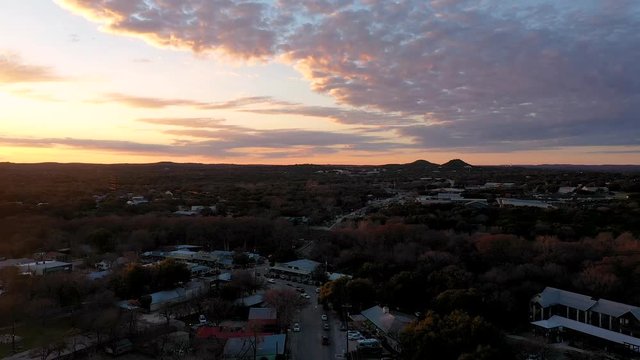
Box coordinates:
[322,336,330,345]
[323,323,330,330]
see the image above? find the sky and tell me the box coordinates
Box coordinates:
[0,0,639,165]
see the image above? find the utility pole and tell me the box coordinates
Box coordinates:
[342,304,352,359]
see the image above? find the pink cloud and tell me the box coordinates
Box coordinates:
[56,0,640,151]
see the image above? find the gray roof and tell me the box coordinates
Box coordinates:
[234,293,264,307]
[223,334,286,358]
[248,307,277,320]
[274,259,321,275]
[532,287,596,311]
[0,258,34,269]
[361,306,415,337]
[533,287,640,319]
[151,289,185,305]
[532,315,640,350]
[17,260,72,273]
[327,272,351,281]
[591,298,640,319]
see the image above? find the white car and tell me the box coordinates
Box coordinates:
[267,278,275,284]
[293,323,301,332]
[321,314,328,321]
[199,314,207,324]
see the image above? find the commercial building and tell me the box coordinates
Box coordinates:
[531,287,640,353]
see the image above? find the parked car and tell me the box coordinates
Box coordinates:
[199,314,207,324]
[323,323,330,330]
[322,336,330,345]
[315,287,320,293]
[321,314,328,321]
[267,278,275,284]
[293,323,301,332]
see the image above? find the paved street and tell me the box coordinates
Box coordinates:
[266,278,346,360]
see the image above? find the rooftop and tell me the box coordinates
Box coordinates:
[361,305,415,337]
[532,315,640,351]
[533,287,640,319]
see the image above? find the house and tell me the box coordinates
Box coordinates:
[166,249,198,262]
[269,259,320,282]
[188,263,213,277]
[531,287,640,353]
[361,305,415,352]
[223,334,286,360]
[17,260,72,275]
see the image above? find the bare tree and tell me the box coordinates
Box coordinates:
[263,288,307,331]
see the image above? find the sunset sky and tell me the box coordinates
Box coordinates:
[1,0,638,165]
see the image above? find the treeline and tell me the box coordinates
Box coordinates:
[0,214,305,261]
[314,219,640,359]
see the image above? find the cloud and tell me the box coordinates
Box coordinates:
[56,0,640,152]
[138,117,236,129]
[94,93,210,108]
[142,116,406,152]
[0,136,175,155]
[205,96,418,125]
[0,54,63,84]
[0,117,407,158]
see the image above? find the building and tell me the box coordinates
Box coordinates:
[269,259,320,282]
[0,258,34,270]
[361,305,415,352]
[530,287,640,353]
[234,293,265,308]
[223,334,286,360]
[148,289,186,312]
[248,307,278,332]
[17,260,72,275]
[497,198,554,209]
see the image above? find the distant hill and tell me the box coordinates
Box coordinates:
[406,159,439,168]
[440,159,472,169]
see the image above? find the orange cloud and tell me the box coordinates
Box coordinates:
[0,53,63,84]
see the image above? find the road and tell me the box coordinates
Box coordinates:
[328,192,410,230]
[266,278,346,360]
